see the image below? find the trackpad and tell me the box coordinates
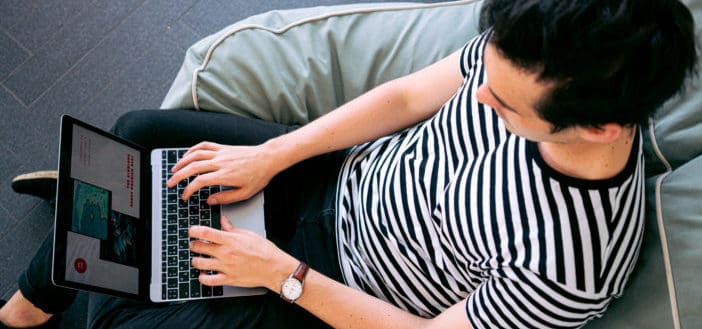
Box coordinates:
[221,192,266,237]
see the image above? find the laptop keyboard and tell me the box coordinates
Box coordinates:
[160,149,224,300]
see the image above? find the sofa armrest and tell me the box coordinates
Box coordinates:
[161,1,483,125]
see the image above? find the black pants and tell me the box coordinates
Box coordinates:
[18,109,345,329]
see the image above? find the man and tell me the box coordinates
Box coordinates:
[1,0,697,328]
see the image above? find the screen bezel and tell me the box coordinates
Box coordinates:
[52,114,151,301]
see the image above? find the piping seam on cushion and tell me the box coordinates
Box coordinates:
[190,0,481,110]
[648,117,680,329]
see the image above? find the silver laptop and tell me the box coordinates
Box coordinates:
[52,114,266,302]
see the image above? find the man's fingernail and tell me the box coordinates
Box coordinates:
[210,198,218,205]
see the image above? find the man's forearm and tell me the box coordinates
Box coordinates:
[263,253,429,329]
[261,79,427,172]
[296,269,430,329]
[261,50,463,174]
[264,254,470,329]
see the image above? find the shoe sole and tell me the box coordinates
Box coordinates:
[11,170,58,183]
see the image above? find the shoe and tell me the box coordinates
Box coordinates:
[0,299,6,329]
[11,171,58,202]
[0,299,62,329]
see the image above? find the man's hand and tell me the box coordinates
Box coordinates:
[167,141,281,205]
[188,216,297,290]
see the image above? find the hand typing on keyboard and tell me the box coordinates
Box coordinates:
[166,141,283,205]
[189,216,297,291]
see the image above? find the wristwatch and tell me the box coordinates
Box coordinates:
[280,262,309,303]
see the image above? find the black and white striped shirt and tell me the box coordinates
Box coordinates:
[335,32,645,328]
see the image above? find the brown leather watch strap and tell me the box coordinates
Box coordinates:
[292,262,309,282]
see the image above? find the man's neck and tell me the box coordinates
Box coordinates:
[537,127,637,181]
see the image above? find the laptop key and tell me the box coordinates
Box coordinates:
[179,272,189,282]
[202,285,212,297]
[178,199,188,209]
[199,190,210,199]
[168,150,177,163]
[179,283,189,299]
[168,289,178,300]
[213,286,224,296]
[211,206,221,222]
[190,280,201,298]
[168,278,178,289]
[211,214,221,230]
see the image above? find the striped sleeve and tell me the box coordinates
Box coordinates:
[466,269,611,329]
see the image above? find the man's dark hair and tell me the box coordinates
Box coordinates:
[479,0,698,131]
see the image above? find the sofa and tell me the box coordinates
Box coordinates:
[161,0,702,327]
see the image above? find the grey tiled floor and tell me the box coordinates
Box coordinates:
[1,0,441,327]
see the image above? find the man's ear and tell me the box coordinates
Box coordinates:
[577,123,623,144]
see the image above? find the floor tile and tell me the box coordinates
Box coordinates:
[0,28,29,80]
[0,201,52,303]
[3,0,145,105]
[0,0,93,53]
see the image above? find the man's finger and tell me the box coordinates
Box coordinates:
[171,149,216,173]
[189,225,226,244]
[220,216,235,232]
[199,272,226,287]
[209,189,248,205]
[167,161,215,190]
[184,141,220,157]
[191,256,220,272]
[190,239,218,256]
[181,172,220,201]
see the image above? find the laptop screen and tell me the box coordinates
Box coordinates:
[54,116,146,297]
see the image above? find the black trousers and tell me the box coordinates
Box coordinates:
[18,109,345,329]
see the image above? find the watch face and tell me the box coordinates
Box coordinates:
[281,278,303,300]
